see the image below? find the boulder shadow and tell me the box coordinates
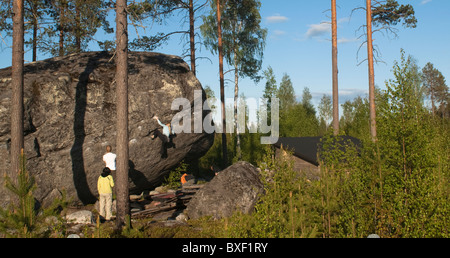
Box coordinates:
[70,53,108,204]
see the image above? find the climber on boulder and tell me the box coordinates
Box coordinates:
[151,115,175,159]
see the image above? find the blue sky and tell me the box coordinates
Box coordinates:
[1,0,449,109]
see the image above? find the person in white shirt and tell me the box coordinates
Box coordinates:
[103,145,117,172]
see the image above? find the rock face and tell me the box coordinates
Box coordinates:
[186,161,264,220]
[0,51,214,207]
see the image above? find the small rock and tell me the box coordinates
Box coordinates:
[65,210,95,225]
[67,234,81,238]
[176,213,188,222]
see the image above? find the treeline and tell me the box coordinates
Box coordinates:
[200,49,449,169]
[0,0,111,59]
[0,0,209,61]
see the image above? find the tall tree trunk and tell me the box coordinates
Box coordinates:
[217,0,228,167]
[75,0,81,52]
[32,0,38,62]
[11,0,25,186]
[189,0,196,75]
[115,0,130,229]
[331,0,339,136]
[366,0,377,141]
[234,47,241,161]
[59,1,65,57]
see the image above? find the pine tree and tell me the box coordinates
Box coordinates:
[422,62,449,116]
[363,0,417,141]
[331,0,339,136]
[277,74,296,112]
[115,0,130,230]
[10,0,25,191]
[0,150,37,238]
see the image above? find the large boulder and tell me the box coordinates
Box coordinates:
[0,51,214,207]
[186,161,264,220]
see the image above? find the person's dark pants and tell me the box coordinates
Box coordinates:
[153,129,169,158]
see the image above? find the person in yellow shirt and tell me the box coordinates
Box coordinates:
[97,167,115,221]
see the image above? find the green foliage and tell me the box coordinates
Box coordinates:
[279,103,319,137]
[263,66,277,100]
[201,0,267,82]
[301,87,315,116]
[226,146,320,238]
[335,51,449,238]
[320,134,375,238]
[0,151,70,238]
[276,74,296,111]
[339,96,370,140]
[40,0,111,56]
[318,94,332,134]
[0,151,37,238]
[422,62,449,115]
[163,162,189,190]
[373,50,449,237]
[221,50,449,239]
[129,33,170,52]
[199,132,266,171]
[275,74,319,137]
[372,0,417,29]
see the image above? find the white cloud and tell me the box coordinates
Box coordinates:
[421,0,432,5]
[266,14,289,24]
[306,22,330,38]
[270,30,287,40]
[273,30,287,36]
[337,17,351,24]
[306,17,351,38]
[337,37,359,44]
[304,17,357,44]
